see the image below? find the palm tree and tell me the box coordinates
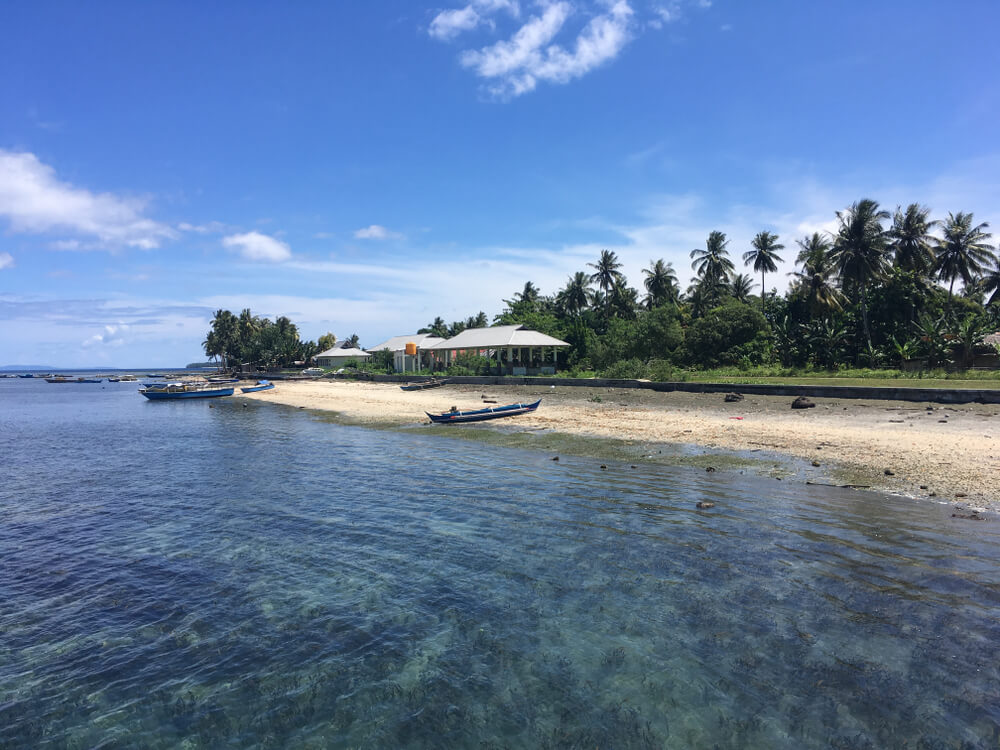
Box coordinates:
[830,198,890,350]
[982,257,1000,307]
[344,333,360,349]
[743,231,785,315]
[933,212,995,315]
[588,250,625,315]
[730,273,756,303]
[641,259,678,309]
[691,231,734,287]
[889,203,938,276]
[795,232,831,269]
[558,271,592,316]
[516,281,540,306]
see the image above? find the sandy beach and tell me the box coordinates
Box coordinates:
[249,379,1000,513]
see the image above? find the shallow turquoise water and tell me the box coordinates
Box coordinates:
[1,379,998,748]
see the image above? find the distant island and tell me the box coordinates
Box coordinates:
[186,361,219,369]
[0,364,57,371]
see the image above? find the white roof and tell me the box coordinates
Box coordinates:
[426,325,569,350]
[316,346,371,358]
[367,333,446,352]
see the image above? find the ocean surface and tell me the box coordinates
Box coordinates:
[1,377,998,748]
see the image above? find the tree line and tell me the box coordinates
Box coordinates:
[421,198,1000,376]
[202,308,354,370]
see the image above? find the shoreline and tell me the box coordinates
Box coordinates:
[248,380,1000,513]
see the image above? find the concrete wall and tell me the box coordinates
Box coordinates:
[337,373,1000,404]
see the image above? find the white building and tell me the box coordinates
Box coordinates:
[367,333,446,373]
[314,346,372,369]
[426,325,569,375]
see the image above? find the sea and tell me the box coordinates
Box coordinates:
[1,375,998,748]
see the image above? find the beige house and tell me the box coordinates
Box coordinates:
[314,345,371,369]
[426,325,569,375]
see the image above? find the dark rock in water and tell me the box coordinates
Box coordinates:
[724,392,744,402]
[952,512,985,521]
[791,396,816,409]
[600,465,607,470]
[884,468,895,476]
[551,456,559,461]
[696,501,715,509]
[705,466,716,472]
[955,492,967,498]
[811,460,821,467]
[928,491,937,497]
[630,465,637,469]
[920,485,928,490]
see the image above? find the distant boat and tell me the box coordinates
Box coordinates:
[205,376,239,383]
[426,399,541,424]
[45,376,101,383]
[139,383,234,400]
[240,380,274,393]
[400,378,449,391]
[18,374,34,378]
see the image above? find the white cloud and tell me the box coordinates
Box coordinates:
[0,149,175,249]
[178,221,227,234]
[0,252,14,270]
[82,323,129,349]
[429,0,520,40]
[457,1,634,98]
[221,231,292,262]
[354,224,404,240]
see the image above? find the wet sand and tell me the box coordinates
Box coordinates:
[248,380,1000,512]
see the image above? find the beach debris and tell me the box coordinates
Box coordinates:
[705,466,716,472]
[920,485,928,490]
[724,392,744,402]
[630,464,637,469]
[929,491,937,497]
[952,512,985,521]
[696,501,715,509]
[729,416,744,420]
[811,460,821,467]
[955,492,967,498]
[600,465,607,470]
[791,396,816,409]
[482,399,498,404]
[551,456,559,461]
[884,468,895,476]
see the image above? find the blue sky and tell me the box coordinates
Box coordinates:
[1,0,999,367]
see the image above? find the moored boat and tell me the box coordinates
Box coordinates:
[139,383,234,400]
[240,380,275,393]
[426,399,541,424]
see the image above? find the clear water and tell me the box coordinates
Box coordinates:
[1,379,998,748]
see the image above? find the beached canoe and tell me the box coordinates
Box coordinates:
[426,399,541,424]
[401,379,449,391]
[240,380,275,393]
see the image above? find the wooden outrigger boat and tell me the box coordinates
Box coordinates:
[400,378,450,392]
[426,399,541,424]
[240,380,275,393]
[139,382,234,400]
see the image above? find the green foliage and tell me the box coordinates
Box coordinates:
[683,299,770,368]
[446,353,492,376]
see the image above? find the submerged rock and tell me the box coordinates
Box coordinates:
[696,501,715,509]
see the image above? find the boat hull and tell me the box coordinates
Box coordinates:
[401,379,449,391]
[240,383,274,393]
[140,386,234,400]
[426,399,541,424]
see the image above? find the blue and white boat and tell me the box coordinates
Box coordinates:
[426,399,541,424]
[240,380,274,394]
[139,382,234,400]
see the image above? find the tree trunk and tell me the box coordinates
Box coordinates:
[761,271,766,316]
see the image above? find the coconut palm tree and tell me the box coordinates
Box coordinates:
[730,273,757,303]
[691,231,734,286]
[795,232,831,269]
[558,271,592,317]
[889,203,938,276]
[933,212,995,315]
[743,231,785,315]
[830,198,890,350]
[588,250,625,316]
[641,259,678,309]
[982,257,1000,307]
